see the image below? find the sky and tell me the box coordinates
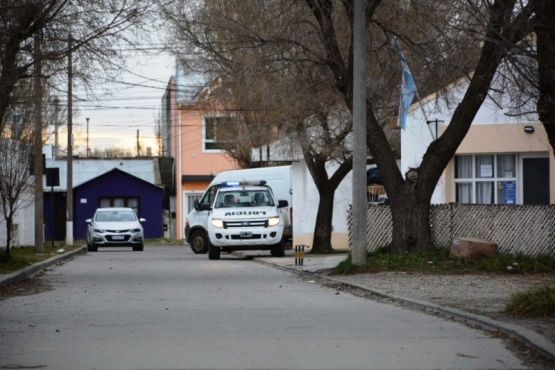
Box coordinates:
[49,51,176,157]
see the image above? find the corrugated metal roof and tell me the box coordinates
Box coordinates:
[43,158,159,191]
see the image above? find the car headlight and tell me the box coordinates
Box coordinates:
[131,228,142,233]
[211,218,224,228]
[93,228,105,233]
[268,216,280,227]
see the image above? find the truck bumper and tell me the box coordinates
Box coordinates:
[208,226,284,247]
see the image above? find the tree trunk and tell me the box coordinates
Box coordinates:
[303,155,352,254]
[3,215,12,260]
[389,188,432,253]
[311,184,335,253]
[534,0,555,150]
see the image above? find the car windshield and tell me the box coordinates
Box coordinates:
[214,190,274,208]
[95,210,137,222]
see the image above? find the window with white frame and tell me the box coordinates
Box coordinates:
[204,116,235,151]
[186,193,203,214]
[454,154,517,204]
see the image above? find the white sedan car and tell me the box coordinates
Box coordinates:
[86,207,145,252]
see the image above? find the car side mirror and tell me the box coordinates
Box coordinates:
[85,218,92,224]
[278,200,289,208]
[139,218,146,223]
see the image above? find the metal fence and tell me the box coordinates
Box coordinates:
[349,203,555,256]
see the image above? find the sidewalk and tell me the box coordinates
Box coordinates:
[242,250,555,363]
[0,246,86,288]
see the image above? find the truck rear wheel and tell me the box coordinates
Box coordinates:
[190,230,209,254]
[208,243,220,260]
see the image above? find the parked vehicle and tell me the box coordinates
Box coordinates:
[185,179,289,259]
[86,207,146,252]
[185,166,293,255]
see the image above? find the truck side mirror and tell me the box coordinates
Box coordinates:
[278,200,289,208]
[199,202,212,211]
[194,199,200,211]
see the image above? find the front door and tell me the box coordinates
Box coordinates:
[522,157,549,205]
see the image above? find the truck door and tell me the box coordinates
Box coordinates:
[191,185,219,230]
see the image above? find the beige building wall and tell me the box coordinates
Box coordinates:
[443,122,554,203]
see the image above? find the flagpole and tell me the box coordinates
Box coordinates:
[415,91,436,140]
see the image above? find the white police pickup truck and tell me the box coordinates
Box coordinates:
[185,180,289,260]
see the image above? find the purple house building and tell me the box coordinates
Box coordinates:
[43,158,164,242]
[73,168,163,240]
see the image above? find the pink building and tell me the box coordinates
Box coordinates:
[162,72,238,239]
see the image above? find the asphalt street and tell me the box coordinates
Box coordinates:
[0,245,543,370]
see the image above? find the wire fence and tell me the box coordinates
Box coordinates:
[348,203,555,257]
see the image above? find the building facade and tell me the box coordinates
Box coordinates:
[401,78,554,205]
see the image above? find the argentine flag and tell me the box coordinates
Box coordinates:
[393,36,417,130]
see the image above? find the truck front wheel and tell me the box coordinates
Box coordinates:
[208,243,221,260]
[270,241,285,257]
[190,230,209,254]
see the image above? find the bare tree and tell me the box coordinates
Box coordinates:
[164,0,539,254]
[163,0,447,252]
[0,0,159,135]
[163,1,360,251]
[0,139,32,260]
[303,0,536,253]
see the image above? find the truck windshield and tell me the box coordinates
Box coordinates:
[215,190,275,208]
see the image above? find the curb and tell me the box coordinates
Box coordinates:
[0,246,87,288]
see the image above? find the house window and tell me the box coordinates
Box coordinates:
[98,197,141,217]
[203,116,235,151]
[186,193,203,214]
[454,154,516,204]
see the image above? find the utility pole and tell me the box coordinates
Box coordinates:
[53,97,60,158]
[34,32,44,253]
[136,129,141,157]
[351,0,367,265]
[86,117,90,157]
[66,34,74,246]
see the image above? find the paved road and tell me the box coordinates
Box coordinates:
[0,245,532,370]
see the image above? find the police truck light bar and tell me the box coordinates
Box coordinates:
[220,180,267,187]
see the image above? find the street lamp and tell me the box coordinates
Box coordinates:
[53,96,60,158]
[426,119,444,140]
